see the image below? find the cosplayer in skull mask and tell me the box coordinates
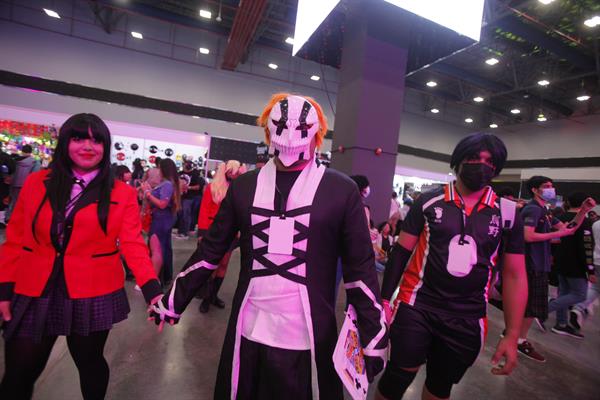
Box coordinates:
[267,95,321,167]
[150,93,387,400]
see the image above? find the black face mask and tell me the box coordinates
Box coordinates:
[459,163,495,191]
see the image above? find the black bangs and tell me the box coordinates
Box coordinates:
[450,133,507,176]
[64,116,110,144]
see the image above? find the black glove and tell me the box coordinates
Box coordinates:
[148,295,181,326]
[364,354,385,383]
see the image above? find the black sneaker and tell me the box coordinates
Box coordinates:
[551,325,584,339]
[534,318,547,333]
[570,309,583,331]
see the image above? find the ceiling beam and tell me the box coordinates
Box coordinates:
[429,62,573,116]
[493,14,595,71]
[221,0,269,71]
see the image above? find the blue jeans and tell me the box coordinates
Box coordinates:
[548,275,588,326]
[575,265,600,312]
[190,195,201,231]
[177,198,194,236]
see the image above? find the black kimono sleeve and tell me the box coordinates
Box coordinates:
[160,182,239,317]
[340,189,388,365]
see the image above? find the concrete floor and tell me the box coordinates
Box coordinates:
[1,235,599,400]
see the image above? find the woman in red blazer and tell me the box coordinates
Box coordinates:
[197,160,245,313]
[0,114,162,399]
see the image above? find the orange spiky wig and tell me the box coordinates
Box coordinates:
[257,93,328,149]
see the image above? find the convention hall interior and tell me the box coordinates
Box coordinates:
[0,0,599,399]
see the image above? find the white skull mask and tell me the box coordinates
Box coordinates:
[268,95,320,167]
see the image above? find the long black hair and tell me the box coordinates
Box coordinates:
[159,158,181,214]
[38,113,114,234]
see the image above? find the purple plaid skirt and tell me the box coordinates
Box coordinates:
[3,284,130,342]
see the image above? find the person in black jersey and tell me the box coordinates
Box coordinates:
[377,133,528,400]
[149,93,387,400]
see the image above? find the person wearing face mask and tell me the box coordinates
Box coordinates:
[377,133,528,400]
[514,177,595,362]
[149,93,387,399]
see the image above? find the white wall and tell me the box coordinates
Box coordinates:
[496,114,600,159]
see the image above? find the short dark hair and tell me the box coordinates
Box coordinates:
[350,175,370,192]
[21,144,33,154]
[526,176,553,196]
[450,133,507,176]
[497,187,515,198]
[567,192,588,208]
[115,165,131,181]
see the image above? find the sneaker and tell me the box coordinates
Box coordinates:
[134,284,141,291]
[534,318,547,333]
[570,309,583,331]
[551,325,584,339]
[517,341,546,363]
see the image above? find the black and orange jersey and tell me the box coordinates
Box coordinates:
[394,183,525,318]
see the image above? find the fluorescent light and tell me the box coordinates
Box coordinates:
[537,79,550,86]
[293,0,340,56]
[473,96,484,102]
[583,16,600,28]
[268,63,278,70]
[426,81,437,87]
[485,57,499,66]
[285,37,294,45]
[510,108,521,114]
[430,108,440,114]
[465,117,473,123]
[489,123,498,128]
[577,95,590,101]
[383,0,485,42]
[310,75,320,81]
[199,9,212,19]
[131,31,143,39]
[199,47,210,54]
[538,0,555,4]
[537,114,547,122]
[43,8,60,19]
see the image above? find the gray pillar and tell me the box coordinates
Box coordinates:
[331,3,409,224]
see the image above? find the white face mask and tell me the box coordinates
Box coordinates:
[268,96,320,167]
[362,187,371,198]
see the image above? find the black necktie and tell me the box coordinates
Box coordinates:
[73,177,85,189]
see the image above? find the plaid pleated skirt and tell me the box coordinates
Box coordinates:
[2,284,130,343]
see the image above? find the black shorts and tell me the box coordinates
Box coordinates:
[389,303,486,384]
[524,271,549,319]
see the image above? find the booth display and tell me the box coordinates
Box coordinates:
[0,119,57,166]
[111,134,208,169]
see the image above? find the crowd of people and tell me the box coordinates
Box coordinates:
[0,92,597,400]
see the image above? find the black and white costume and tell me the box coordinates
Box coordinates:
[153,157,387,399]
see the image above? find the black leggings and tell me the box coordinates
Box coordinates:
[0,330,110,400]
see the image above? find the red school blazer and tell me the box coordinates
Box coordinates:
[197,184,221,232]
[0,170,161,303]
